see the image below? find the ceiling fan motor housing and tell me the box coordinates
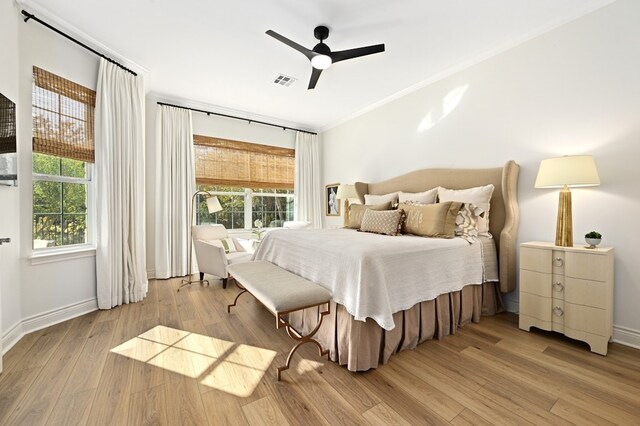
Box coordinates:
[314,25,330,41]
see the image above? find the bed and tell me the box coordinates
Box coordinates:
[252,161,520,371]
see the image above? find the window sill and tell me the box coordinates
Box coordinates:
[30,245,96,265]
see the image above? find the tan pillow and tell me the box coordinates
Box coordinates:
[398,201,462,238]
[348,202,392,229]
[359,209,405,236]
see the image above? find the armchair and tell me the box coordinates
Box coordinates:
[192,224,252,288]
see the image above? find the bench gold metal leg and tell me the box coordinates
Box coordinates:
[276,303,330,381]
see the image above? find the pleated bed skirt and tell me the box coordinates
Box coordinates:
[289,282,503,371]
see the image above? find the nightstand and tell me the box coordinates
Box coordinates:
[518,241,614,355]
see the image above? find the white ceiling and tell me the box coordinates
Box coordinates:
[26,0,613,131]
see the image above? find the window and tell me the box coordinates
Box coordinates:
[193,135,295,229]
[32,67,95,249]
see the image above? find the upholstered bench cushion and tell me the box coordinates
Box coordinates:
[227,261,331,313]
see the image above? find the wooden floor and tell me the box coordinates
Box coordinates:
[1,277,640,425]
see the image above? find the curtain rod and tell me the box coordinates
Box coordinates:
[157,102,317,135]
[21,10,137,76]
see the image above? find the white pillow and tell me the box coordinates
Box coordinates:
[364,191,398,205]
[203,238,237,254]
[438,184,494,236]
[283,221,311,229]
[398,188,438,205]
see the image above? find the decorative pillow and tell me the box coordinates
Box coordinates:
[359,209,405,236]
[437,184,494,236]
[364,192,398,205]
[398,201,462,238]
[398,188,438,204]
[203,238,237,254]
[283,221,311,229]
[348,202,392,229]
[456,203,485,238]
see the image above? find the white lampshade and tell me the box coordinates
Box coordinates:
[206,195,222,213]
[535,155,600,188]
[336,184,357,200]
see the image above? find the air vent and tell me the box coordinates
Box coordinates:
[274,74,296,87]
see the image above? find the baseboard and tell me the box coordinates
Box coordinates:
[2,298,98,355]
[147,268,156,279]
[613,325,640,350]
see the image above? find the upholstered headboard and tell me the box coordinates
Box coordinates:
[354,160,519,293]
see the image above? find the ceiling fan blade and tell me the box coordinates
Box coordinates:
[330,44,385,64]
[266,30,315,61]
[308,68,322,90]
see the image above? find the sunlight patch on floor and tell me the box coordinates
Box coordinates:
[111,325,277,397]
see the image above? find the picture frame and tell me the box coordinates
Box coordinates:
[325,183,340,216]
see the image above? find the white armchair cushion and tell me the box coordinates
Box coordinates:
[227,251,252,265]
[202,238,237,253]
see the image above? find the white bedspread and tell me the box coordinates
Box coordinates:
[252,229,497,331]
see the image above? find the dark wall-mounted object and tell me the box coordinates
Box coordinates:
[0,92,17,186]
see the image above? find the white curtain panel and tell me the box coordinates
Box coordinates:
[95,58,148,309]
[155,105,195,279]
[294,132,322,228]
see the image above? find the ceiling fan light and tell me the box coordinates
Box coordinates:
[311,54,332,70]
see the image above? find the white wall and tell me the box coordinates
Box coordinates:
[322,0,640,343]
[2,2,100,351]
[144,95,296,277]
[0,0,22,359]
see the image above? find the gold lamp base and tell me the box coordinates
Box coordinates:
[555,186,573,247]
[343,199,350,227]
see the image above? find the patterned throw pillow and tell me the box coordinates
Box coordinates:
[398,201,462,238]
[359,209,405,236]
[204,237,237,254]
[348,202,392,229]
[438,184,494,236]
[456,203,485,237]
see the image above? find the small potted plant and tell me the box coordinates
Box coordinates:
[585,231,602,249]
[253,219,265,241]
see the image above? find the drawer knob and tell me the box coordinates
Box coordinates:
[553,282,564,292]
[554,257,564,266]
[553,306,564,317]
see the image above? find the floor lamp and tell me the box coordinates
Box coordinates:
[336,184,358,227]
[535,155,600,247]
[178,191,223,291]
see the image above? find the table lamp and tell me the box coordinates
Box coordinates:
[535,155,600,247]
[336,184,358,226]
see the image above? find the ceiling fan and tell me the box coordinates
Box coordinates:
[266,26,385,90]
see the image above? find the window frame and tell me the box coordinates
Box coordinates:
[196,186,294,231]
[31,67,96,252]
[32,159,95,251]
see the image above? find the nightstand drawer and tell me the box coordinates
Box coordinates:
[520,270,551,297]
[565,251,608,282]
[520,292,551,322]
[565,303,607,336]
[565,277,607,309]
[520,247,551,272]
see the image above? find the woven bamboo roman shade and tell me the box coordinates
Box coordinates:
[0,93,16,154]
[32,67,96,163]
[194,135,294,189]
